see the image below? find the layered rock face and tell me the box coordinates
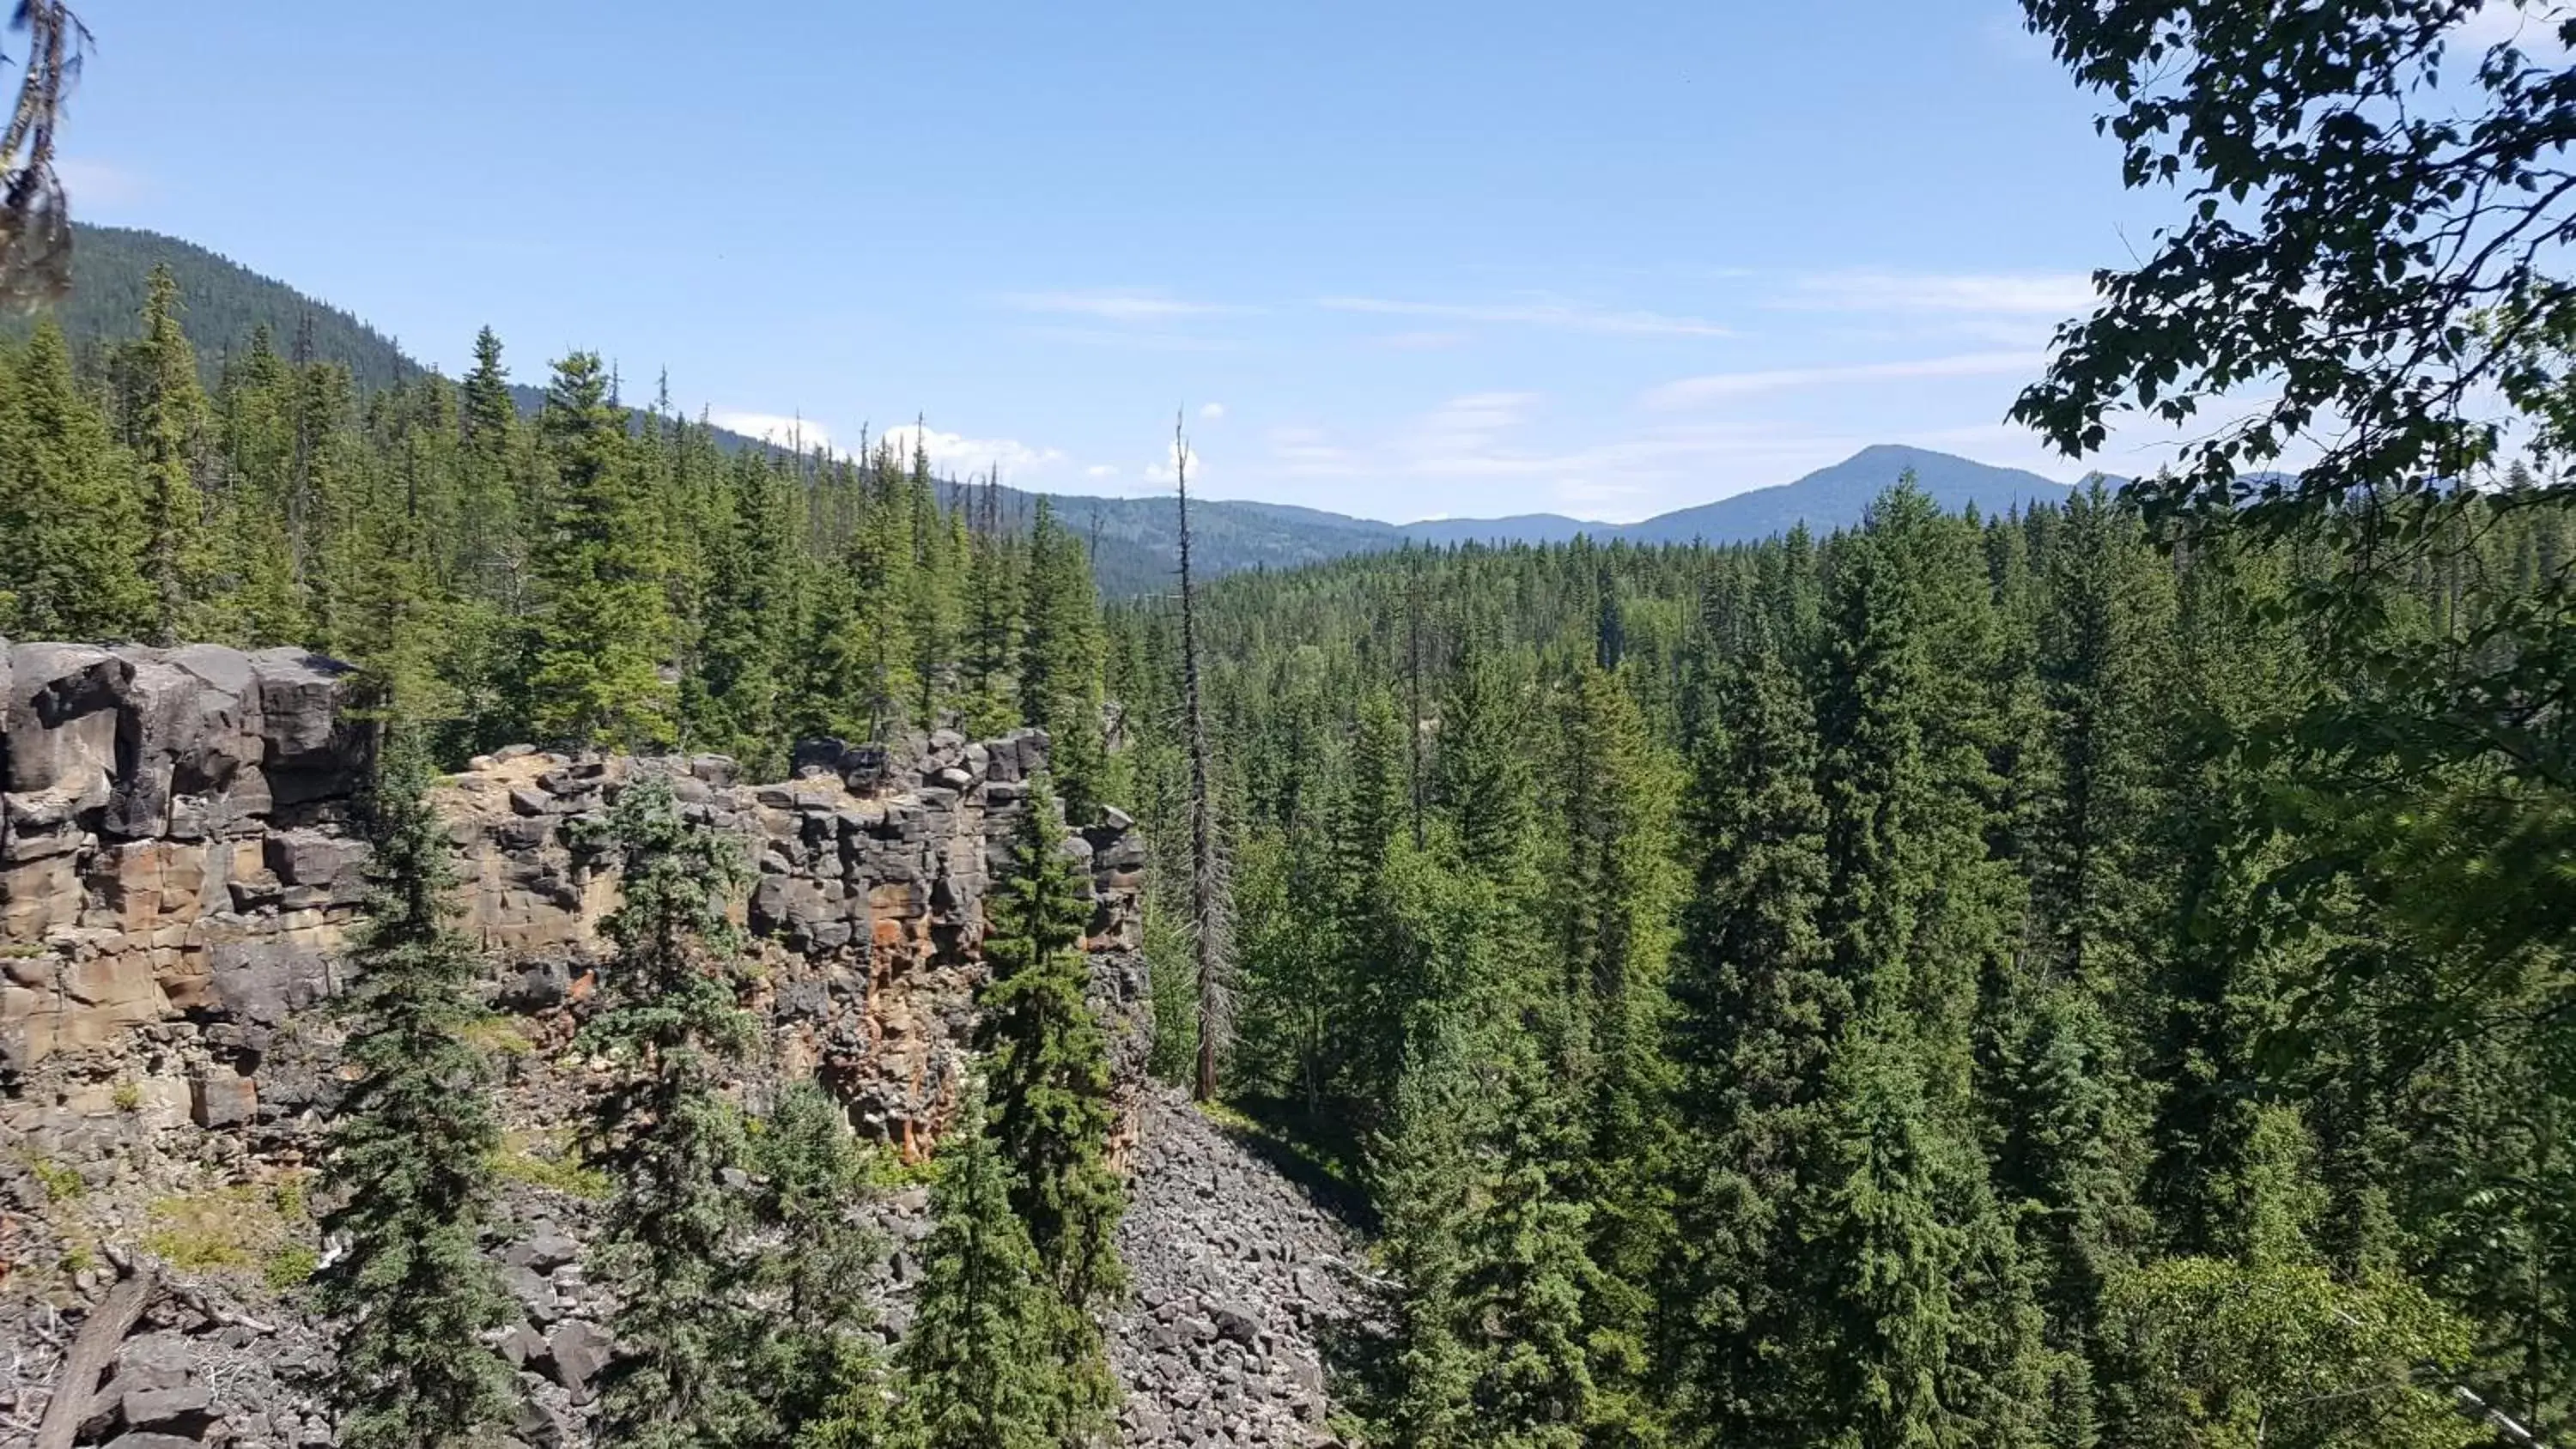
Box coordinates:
[2,642,377,1082]
[1,640,1372,1449]
[1,639,1149,1158]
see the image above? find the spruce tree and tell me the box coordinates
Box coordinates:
[314,737,513,1449]
[0,318,149,639]
[1019,499,1109,819]
[580,772,767,1448]
[117,263,210,642]
[747,1082,893,1448]
[1663,638,1844,1442]
[456,325,526,609]
[896,1077,1060,1449]
[524,350,676,749]
[1549,663,1679,1447]
[975,771,1124,1439]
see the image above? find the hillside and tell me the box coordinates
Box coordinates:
[18,226,2088,592]
[1613,443,2085,543]
[16,223,765,446]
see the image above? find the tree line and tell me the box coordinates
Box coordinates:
[0,264,1116,813]
[319,742,1127,1449]
[1105,485,2576,1448]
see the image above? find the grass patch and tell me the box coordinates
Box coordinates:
[462,1017,537,1058]
[491,1130,610,1200]
[111,1080,143,1113]
[855,1141,937,1191]
[264,1244,318,1291]
[139,1182,317,1290]
[143,1186,275,1270]
[27,1155,83,1203]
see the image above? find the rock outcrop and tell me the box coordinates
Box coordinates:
[2,640,1150,1161]
[2,640,1364,1447]
[1,640,1168,1447]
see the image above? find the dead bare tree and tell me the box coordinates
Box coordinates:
[0,3,88,308]
[1174,413,1231,1102]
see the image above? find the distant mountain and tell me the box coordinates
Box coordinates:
[21,226,2097,594]
[1614,444,2085,544]
[1396,513,1598,547]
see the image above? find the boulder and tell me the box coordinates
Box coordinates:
[544,1319,614,1405]
[112,1331,197,1393]
[120,1384,215,1428]
[4,641,125,808]
[250,648,368,806]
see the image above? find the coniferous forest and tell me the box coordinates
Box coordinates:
[7,2,2576,1447]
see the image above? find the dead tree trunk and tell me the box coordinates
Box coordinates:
[35,1258,156,1449]
[1175,415,1229,1102]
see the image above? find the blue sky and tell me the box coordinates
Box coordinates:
[70,1,2172,522]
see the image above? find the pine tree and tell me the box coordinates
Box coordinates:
[523,351,676,749]
[960,471,1024,738]
[0,319,148,639]
[1019,498,1109,819]
[580,772,767,1448]
[314,737,513,1449]
[1664,638,1844,1441]
[1549,663,1679,1447]
[896,1078,1060,1449]
[975,771,1124,1440]
[455,325,526,609]
[1375,1015,1486,1449]
[747,1082,893,1448]
[117,263,210,642]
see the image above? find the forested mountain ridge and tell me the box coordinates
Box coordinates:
[15,225,2093,592]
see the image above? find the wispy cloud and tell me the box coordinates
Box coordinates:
[711,410,832,448]
[55,157,146,207]
[1374,330,1472,350]
[997,288,1236,321]
[1642,350,2046,409]
[1782,270,2095,315]
[880,421,1067,479]
[1318,294,1734,337]
[1022,325,1242,353]
[1200,402,1226,421]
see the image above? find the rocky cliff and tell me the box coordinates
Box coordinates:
[0,638,1149,1138]
[0,640,1206,1447]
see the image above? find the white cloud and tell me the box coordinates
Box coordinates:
[997,289,1234,321]
[1199,402,1226,421]
[711,410,831,448]
[55,157,145,207]
[1783,270,2096,315]
[1318,294,1733,337]
[1084,464,1120,479]
[1143,434,1204,485]
[1022,326,1242,353]
[1641,350,2047,409]
[878,421,1067,480]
